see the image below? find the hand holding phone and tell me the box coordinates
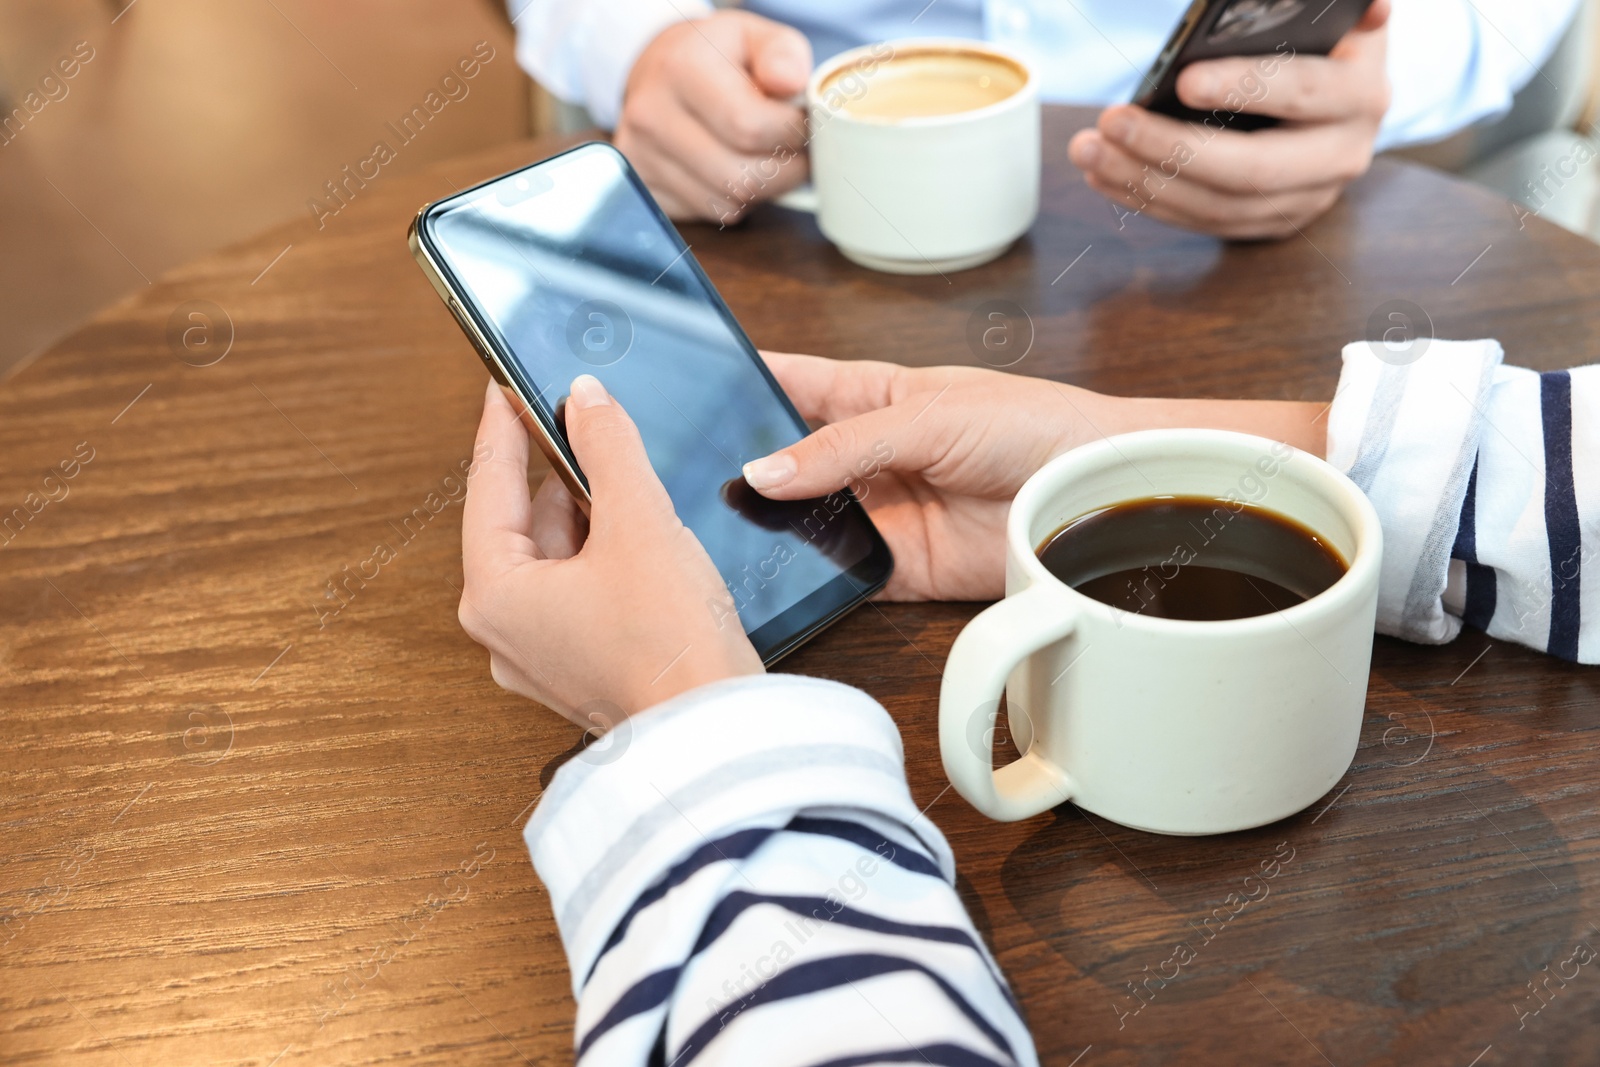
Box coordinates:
[746,352,1110,602]
[413,143,892,667]
[1133,0,1378,131]
[1067,0,1390,240]
[747,352,1330,604]
[460,375,763,723]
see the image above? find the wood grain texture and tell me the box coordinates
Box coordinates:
[2,108,1599,1066]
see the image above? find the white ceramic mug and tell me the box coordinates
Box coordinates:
[938,429,1383,834]
[803,38,1040,274]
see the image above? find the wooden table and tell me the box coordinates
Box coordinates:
[3,107,1599,1067]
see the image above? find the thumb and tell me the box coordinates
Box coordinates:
[564,375,676,534]
[741,399,947,500]
[742,16,812,98]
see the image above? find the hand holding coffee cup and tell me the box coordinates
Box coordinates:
[804,39,1041,274]
[938,430,1382,833]
[615,10,814,223]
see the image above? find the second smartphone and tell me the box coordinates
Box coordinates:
[1136,0,1376,130]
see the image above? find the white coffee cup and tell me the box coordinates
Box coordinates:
[803,38,1040,274]
[938,429,1383,834]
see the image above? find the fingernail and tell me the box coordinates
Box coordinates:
[1072,135,1101,169]
[742,453,796,490]
[569,374,610,410]
[1106,114,1135,145]
[1188,70,1219,103]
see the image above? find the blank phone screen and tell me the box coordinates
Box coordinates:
[421,143,887,640]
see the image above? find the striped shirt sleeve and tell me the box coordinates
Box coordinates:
[1326,339,1599,664]
[524,673,1038,1067]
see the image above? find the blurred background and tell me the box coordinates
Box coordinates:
[4,0,1600,382]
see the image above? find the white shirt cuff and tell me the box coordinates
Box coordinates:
[1325,338,1505,644]
[513,0,714,129]
[524,673,948,993]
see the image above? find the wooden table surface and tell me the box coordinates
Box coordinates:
[4,107,1600,1067]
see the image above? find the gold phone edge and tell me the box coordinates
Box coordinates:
[1135,0,1212,106]
[407,206,593,509]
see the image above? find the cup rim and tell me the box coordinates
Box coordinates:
[1009,428,1383,635]
[805,37,1037,129]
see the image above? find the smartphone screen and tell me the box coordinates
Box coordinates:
[416,143,892,661]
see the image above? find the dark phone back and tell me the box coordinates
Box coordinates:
[1134,0,1375,131]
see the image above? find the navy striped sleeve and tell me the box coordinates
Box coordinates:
[670,954,1019,1066]
[1451,459,1499,633]
[1433,364,1597,664]
[525,675,1039,1067]
[1541,371,1582,661]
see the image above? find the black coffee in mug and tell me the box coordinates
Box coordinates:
[1036,495,1347,621]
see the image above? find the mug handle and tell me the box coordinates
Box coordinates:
[938,581,1078,821]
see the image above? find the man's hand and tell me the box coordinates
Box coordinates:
[459,376,762,724]
[1067,0,1391,239]
[616,11,812,223]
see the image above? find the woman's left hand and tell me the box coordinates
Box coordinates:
[458,375,763,725]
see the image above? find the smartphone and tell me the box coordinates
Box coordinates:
[1134,0,1375,131]
[408,142,894,665]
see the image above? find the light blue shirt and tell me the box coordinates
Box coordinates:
[514,0,1582,149]
[745,0,1169,109]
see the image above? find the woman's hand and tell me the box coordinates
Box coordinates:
[744,352,1328,602]
[459,375,762,724]
[743,353,1123,602]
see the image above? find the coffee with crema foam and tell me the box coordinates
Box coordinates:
[823,49,1027,120]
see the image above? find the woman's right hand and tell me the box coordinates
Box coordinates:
[744,352,1327,603]
[743,352,1125,602]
